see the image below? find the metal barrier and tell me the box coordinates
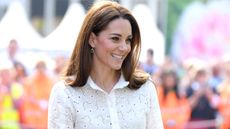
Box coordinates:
[0,118,223,129]
[185,119,220,129]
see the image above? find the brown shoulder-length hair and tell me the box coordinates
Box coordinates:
[64,1,149,89]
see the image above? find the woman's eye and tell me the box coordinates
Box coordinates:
[111,37,119,41]
[126,38,132,44]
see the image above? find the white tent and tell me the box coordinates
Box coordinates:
[40,2,85,54]
[0,0,42,50]
[132,4,165,65]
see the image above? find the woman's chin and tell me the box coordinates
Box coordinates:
[111,64,122,71]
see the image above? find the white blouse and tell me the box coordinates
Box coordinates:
[48,74,163,129]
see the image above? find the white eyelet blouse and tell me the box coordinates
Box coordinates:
[48,74,163,129]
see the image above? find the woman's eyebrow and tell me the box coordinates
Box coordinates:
[110,33,132,38]
[109,33,122,37]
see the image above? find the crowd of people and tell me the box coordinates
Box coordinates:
[140,49,230,129]
[0,39,230,129]
[0,39,67,129]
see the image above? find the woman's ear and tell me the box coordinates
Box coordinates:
[89,32,97,48]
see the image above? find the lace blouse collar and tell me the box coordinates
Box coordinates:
[86,73,129,93]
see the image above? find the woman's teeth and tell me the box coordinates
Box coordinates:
[112,54,123,59]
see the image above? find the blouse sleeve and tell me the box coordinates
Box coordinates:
[146,80,164,129]
[48,82,76,129]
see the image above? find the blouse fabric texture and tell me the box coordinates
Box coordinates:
[48,74,163,129]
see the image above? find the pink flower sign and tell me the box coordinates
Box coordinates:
[172,1,230,62]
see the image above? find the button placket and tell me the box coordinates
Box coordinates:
[106,91,121,129]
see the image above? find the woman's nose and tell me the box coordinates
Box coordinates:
[119,41,130,51]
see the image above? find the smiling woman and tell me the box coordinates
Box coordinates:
[89,18,132,84]
[48,1,163,129]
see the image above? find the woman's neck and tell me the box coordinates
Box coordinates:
[90,66,120,93]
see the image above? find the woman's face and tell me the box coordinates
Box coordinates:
[164,75,176,89]
[90,18,132,70]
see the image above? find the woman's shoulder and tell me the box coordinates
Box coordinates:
[52,80,68,91]
[50,80,74,98]
[138,78,157,93]
[136,78,160,107]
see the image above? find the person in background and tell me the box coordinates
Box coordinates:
[7,39,19,63]
[20,60,54,129]
[186,68,217,129]
[0,39,24,71]
[217,57,230,129]
[161,57,178,71]
[141,48,159,75]
[155,56,178,88]
[208,61,223,92]
[12,61,28,85]
[158,70,191,129]
[0,61,21,129]
[48,1,163,129]
[53,55,68,81]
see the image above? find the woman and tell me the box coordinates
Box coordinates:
[158,70,191,129]
[48,1,163,129]
[21,60,53,129]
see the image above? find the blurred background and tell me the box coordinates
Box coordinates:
[0,0,230,129]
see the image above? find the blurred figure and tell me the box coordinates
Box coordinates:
[186,68,217,129]
[158,70,191,129]
[7,39,19,63]
[12,61,27,85]
[20,60,54,129]
[140,48,159,75]
[53,55,68,81]
[0,39,26,75]
[161,56,178,71]
[153,56,178,87]
[0,39,22,68]
[217,58,230,129]
[209,61,223,92]
[180,59,203,102]
[0,61,21,129]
